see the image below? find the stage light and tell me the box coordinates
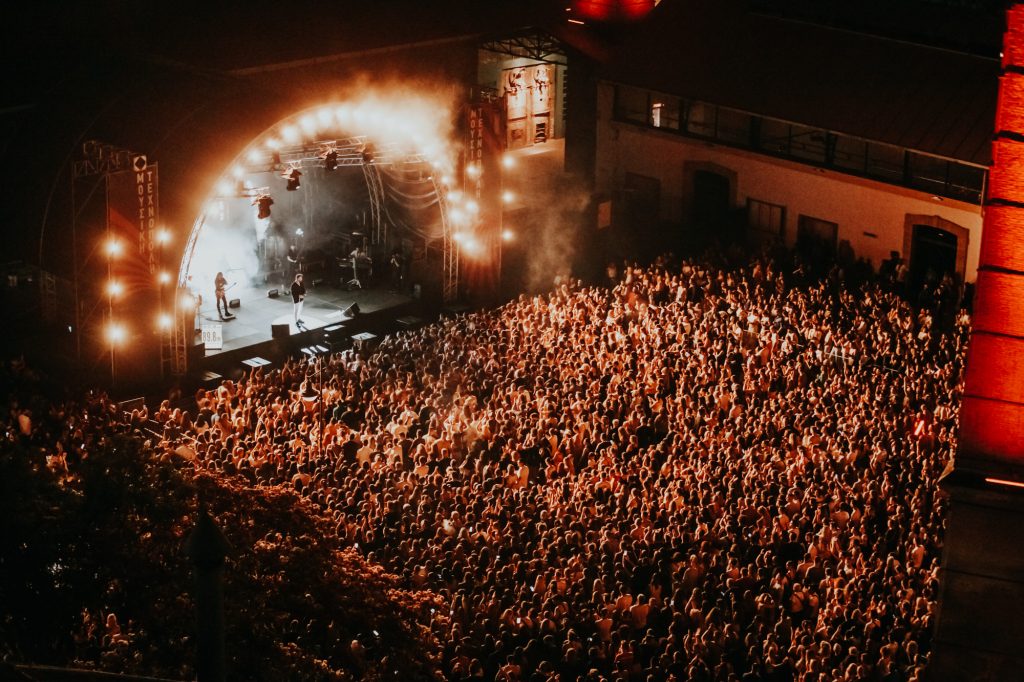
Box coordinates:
[295,228,304,236]
[461,235,482,256]
[107,322,126,344]
[317,107,334,127]
[449,208,465,224]
[440,175,452,186]
[299,115,316,135]
[231,165,245,179]
[323,150,338,171]
[253,194,273,219]
[502,155,516,169]
[502,190,515,204]
[502,229,515,242]
[157,313,172,330]
[156,228,170,245]
[107,280,123,297]
[106,239,122,258]
[266,137,281,150]
[281,125,299,143]
[467,163,481,178]
[247,149,263,164]
[452,231,466,243]
[178,292,195,309]
[216,180,233,196]
[465,199,479,214]
[158,271,171,285]
[448,189,462,202]
[284,167,302,191]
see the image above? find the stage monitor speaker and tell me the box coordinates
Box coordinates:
[343,302,360,317]
[271,323,290,340]
[267,288,280,298]
[229,298,240,309]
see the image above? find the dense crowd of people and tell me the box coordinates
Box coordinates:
[143,251,963,681]
[3,248,967,680]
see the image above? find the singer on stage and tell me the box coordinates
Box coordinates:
[291,273,306,325]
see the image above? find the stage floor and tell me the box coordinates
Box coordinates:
[196,282,413,355]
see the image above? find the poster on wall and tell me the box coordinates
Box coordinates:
[503,65,556,149]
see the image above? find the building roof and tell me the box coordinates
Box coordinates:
[603,0,998,166]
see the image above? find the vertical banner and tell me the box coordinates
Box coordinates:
[463,99,503,298]
[107,157,159,274]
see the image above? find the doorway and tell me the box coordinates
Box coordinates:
[691,170,730,225]
[909,224,957,293]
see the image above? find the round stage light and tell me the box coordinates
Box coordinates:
[299,115,316,135]
[107,323,126,344]
[265,137,281,150]
[107,280,123,297]
[281,125,299,143]
[502,229,515,242]
[216,180,232,196]
[157,313,172,330]
[467,163,481,178]
[156,229,171,245]
[465,200,479,215]
[502,154,516,169]
[231,165,245,179]
[158,271,171,285]
[447,189,462,202]
[449,208,465,224]
[247,149,263,164]
[106,239,122,257]
[502,191,515,204]
[317,107,334,127]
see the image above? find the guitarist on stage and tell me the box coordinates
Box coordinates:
[214,272,232,320]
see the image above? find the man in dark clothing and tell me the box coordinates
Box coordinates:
[291,273,306,325]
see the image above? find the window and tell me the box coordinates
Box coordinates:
[758,118,790,154]
[686,101,716,137]
[789,124,827,163]
[832,135,867,172]
[650,98,681,130]
[866,143,905,183]
[615,86,648,125]
[748,198,785,236]
[947,163,985,203]
[907,153,949,194]
[716,108,752,145]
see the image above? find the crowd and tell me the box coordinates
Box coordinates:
[147,250,965,681]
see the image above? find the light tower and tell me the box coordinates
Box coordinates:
[931,4,1024,679]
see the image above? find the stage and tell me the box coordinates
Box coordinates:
[191,280,424,376]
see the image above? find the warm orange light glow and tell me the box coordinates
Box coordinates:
[231,165,245,179]
[465,200,479,215]
[216,180,232,196]
[502,229,515,242]
[157,313,172,330]
[107,323,126,344]
[985,476,1024,489]
[247,149,263,164]
[502,191,515,204]
[448,190,463,202]
[466,164,481,178]
[156,229,171,245]
[106,239,122,257]
[107,280,123,297]
[281,125,299,143]
[265,137,281,150]
[158,271,171,285]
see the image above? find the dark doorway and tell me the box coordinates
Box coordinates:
[691,170,730,225]
[910,224,957,294]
